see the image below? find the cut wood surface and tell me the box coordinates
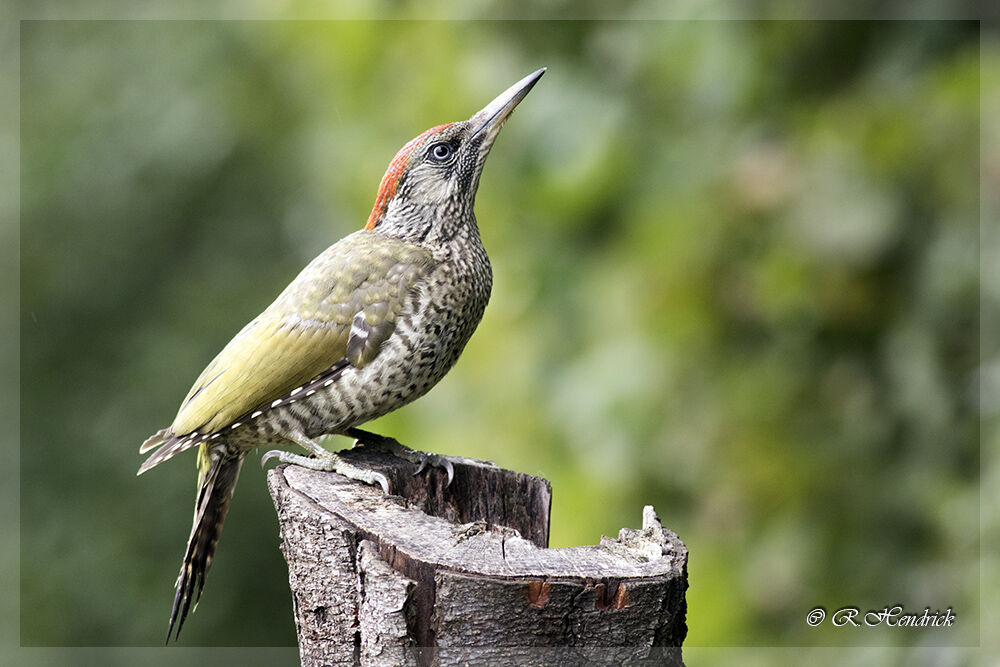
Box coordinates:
[267,446,687,666]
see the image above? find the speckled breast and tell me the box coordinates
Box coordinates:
[227,239,493,448]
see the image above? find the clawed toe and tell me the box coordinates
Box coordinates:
[261,449,284,468]
[414,453,455,488]
[343,428,454,488]
[261,442,391,494]
[371,471,390,494]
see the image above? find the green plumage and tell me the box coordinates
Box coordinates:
[171,231,435,436]
[140,67,545,644]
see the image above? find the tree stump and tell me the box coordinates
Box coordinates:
[266,446,688,666]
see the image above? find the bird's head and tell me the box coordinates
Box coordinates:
[364,68,545,243]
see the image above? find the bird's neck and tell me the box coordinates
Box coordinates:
[378,199,478,249]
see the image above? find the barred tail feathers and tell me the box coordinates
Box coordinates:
[140,428,170,454]
[166,442,245,642]
[138,429,214,476]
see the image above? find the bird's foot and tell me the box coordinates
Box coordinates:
[262,435,389,494]
[346,427,455,487]
[412,452,455,486]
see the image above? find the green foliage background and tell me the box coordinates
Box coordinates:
[17,18,988,664]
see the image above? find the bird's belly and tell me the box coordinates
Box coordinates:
[241,274,489,445]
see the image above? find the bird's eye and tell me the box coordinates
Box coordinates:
[429,142,454,162]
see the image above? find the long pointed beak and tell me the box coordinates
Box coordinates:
[469,68,546,143]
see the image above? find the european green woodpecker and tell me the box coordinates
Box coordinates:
[139,68,545,641]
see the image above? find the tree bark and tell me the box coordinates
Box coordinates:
[267,446,687,666]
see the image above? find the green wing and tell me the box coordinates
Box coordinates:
[169,231,436,436]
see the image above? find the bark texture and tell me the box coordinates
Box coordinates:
[267,446,687,666]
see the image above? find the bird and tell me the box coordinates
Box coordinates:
[137,68,545,642]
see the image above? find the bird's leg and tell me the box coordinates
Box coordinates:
[345,428,418,459]
[346,427,455,487]
[262,433,389,493]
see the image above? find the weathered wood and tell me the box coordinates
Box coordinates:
[357,540,416,666]
[267,446,687,666]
